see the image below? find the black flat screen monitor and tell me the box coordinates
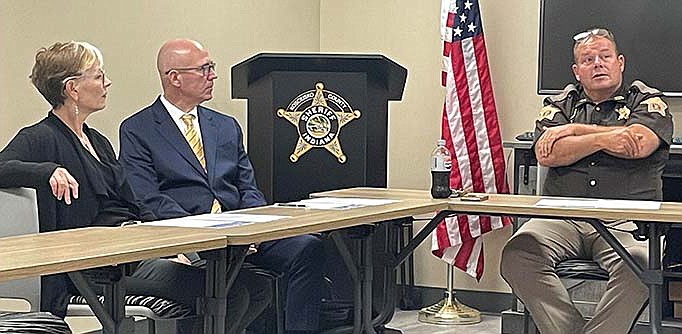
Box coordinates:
[538,0,682,97]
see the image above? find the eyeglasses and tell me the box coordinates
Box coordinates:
[62,69,107,86]
[164,61,216,77]
[573,28,613,42]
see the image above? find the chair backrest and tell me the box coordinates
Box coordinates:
[0,188,41,311]
[536,164,548,196]
[0,187,191,331]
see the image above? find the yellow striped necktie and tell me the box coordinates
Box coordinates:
[180,114,221,213]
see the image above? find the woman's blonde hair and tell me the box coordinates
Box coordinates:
[30,41,104,108]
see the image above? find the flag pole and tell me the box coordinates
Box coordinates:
[417,263,481,325]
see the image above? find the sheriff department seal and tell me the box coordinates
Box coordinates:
[277,82,361,163]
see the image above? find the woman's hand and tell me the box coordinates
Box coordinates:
[170,254,192,265]
[49,167,79,204]
[247,243,258,255]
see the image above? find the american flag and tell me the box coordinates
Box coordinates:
[432,0,512,279]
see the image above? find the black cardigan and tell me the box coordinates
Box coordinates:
[0,112,153,316]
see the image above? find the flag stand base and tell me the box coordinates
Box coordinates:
[417,297,481,325]
[417,264,481,325]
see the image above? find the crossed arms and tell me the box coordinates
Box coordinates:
[535,123,660,167]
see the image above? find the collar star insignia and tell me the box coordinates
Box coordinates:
[615,106,631,120]
[277,82,361,163]
[537,105,561,121]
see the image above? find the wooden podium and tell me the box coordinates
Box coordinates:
[231,53,407,203]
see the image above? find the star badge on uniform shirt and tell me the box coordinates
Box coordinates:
[537,105,561,121]
[277,82,361,163]
[615,106,631,120]
[641,97,668,117]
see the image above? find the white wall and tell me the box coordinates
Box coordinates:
[0,0,321,145]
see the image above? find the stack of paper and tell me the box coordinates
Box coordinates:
[535,198,661,210]
[143,213,289,228]
[276,197,399,210]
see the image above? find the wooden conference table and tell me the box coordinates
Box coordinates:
[4,188,680,333]
[0,198,448,334]
[0,226,228,334]
[314,187,682,334]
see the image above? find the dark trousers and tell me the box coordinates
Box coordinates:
[664,228,682,266]
[248,235,325,331]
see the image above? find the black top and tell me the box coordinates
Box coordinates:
[81,144,143,225]
[0,112,154,316]
[533,81,674,200]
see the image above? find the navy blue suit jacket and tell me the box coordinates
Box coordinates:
[119,97,266,219]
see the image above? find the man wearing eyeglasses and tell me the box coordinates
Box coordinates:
[500,28,673,333]
[118,39,324,334]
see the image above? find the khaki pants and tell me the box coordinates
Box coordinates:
[500,219,648,334]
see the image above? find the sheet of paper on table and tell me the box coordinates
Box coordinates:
[143,213,290,228]
[535,198,661,210]
[276,197,399,210]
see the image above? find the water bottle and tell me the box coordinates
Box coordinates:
[431,139,452,198]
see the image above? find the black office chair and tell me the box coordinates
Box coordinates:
[521,259,609,334]
[242,263,285,334]
[0,312,72,334]
[67,294,195,333]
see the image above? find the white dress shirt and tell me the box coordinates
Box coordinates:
[160,95,203,144]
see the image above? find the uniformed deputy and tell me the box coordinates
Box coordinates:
[500,27,673,334]
[538,80,671,199]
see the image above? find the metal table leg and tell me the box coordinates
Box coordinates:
[202,248,227,334]
[360,232,376,334]
[324,214,455,334]
[201,246,247,334]
[371,220,403,328]
[68,268,134,334]
[326,226,380,334]
[393,211,455,268]
[583,219,664,334]
[330,232,361,333]
[649,224,664,334]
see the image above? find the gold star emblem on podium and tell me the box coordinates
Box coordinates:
[277,82,361,163]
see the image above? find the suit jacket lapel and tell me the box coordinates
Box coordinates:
[198,107,218,183]
[151,99,206,176]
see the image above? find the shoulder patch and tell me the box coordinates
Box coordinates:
[548,84,578,103]
[630,80,662,95]
[640,97,668,116]
[537,105,561,121]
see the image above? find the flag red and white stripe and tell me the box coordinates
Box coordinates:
[432,0,512,279]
